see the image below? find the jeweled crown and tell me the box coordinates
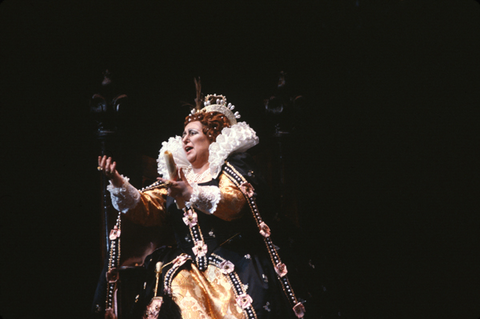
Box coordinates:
[191,94,241,125]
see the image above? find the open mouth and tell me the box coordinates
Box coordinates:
[185,146,193,153]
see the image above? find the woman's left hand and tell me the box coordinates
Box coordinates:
[158,168,193,203]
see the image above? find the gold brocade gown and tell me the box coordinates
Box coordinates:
[116,153,303,319]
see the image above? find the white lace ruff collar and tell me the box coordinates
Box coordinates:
[157,121,259,180]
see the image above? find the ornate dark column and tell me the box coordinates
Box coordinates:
[264,71,304,227]
[90,70,128,259]
[264,72,328,317]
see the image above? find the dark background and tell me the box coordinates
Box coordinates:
[1,1,479,318]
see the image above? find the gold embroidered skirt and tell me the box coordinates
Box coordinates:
[171,264,244,319]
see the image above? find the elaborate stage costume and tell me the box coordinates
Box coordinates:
[106,95,305,319]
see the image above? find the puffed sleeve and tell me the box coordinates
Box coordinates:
[213,173,248,221]
[108,176,169,227]
[187,171,249,222]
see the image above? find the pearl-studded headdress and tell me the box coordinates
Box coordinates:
[190,94,241,125]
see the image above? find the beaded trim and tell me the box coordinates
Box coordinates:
[105,213,122,314]
[140,182,209,270]
[209,254,257,319]
[183,206,208,271]
[223,162,304,318]
[139,180,166,193]
[163,254,191,295]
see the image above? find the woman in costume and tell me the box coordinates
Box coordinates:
[98,94,305,319]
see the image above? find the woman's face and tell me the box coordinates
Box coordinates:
[182,121,211,169]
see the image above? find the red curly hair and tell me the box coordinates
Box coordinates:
[184,111,231,142]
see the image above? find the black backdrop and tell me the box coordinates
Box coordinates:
[1,1,480,318]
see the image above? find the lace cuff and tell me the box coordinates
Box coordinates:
[107,176,141,213]
[187,184,221,214]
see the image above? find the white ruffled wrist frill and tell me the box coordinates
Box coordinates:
[186,183,221,215]
[106,175,141,213]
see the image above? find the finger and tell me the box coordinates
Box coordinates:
[179,168,187,182]
[105,157,112,172]
[98,155,107,171]
[99,155,106,168]
[97,156,103,171]
[110,161,117,174]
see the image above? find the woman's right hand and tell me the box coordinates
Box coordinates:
[98,155,123,188]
